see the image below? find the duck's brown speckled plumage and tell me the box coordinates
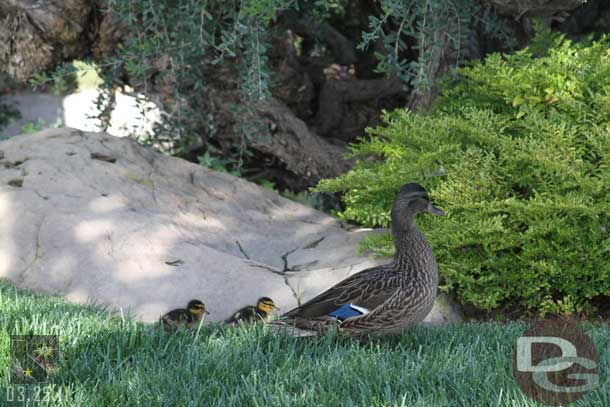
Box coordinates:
[272,183,443,337]
[160,299,209,331]
[226,297,277,325]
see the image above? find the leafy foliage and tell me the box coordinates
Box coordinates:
[0,99,20,137]
[359,0,514,88]
[317,34,610,315]
[30,0,512,166]
[0,75,21,137]
[92,0,293,155]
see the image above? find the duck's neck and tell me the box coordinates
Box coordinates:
[391,208,436,273]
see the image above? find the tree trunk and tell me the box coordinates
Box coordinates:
[205,85,351,187]
[486,0,586,18]
[0,0,122,81]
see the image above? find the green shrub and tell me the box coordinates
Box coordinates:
[317,34,610,316]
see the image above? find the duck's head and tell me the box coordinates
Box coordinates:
[187,299,210,315]
[256,297,278,314]
[393,183,445,217]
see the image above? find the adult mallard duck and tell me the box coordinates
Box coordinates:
[271,183,444,337]
[160,299,209,331]
[225,297,278,325]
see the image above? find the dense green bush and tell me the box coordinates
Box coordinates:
[317,32,610,315]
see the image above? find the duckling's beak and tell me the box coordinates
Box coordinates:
[427,202,445,216]
[204,309,210,315]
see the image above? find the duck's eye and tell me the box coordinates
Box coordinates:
[260,301,274,310]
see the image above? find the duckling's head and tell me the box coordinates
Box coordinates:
[187,299,209,316]
[256,297,278,314]
[393,183,445,218]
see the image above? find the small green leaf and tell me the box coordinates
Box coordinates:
[512,95,523,107]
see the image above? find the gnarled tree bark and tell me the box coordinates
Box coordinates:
[486,0,586,18]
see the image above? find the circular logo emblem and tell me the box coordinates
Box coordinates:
[513,320,599,406]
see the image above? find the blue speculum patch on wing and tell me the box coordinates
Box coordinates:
[328,304,369,321]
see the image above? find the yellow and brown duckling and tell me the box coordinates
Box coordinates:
[160,299,209,331]
[226,297,278,325]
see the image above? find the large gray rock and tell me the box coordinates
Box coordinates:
[0,128,461,324]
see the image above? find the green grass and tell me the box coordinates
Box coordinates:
[0,279,608,406]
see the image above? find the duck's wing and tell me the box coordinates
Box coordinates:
[160,309,190,329]
[339,291,413,335]
[225,306,256,324]
[225,309,242,324]
[282,263,400,319]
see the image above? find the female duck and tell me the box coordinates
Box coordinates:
[274,183,444,337]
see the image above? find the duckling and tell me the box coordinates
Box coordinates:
[226,297,278,325]
[270,183,445,337]
[160,299,209,331]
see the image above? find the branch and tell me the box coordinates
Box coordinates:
[293,14,357,65]
[253,98,352,183]
[486,0,585,18]
[315,76,405,136]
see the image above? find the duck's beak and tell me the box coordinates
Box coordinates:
[204,309,211,315]
[427,202,445,216]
